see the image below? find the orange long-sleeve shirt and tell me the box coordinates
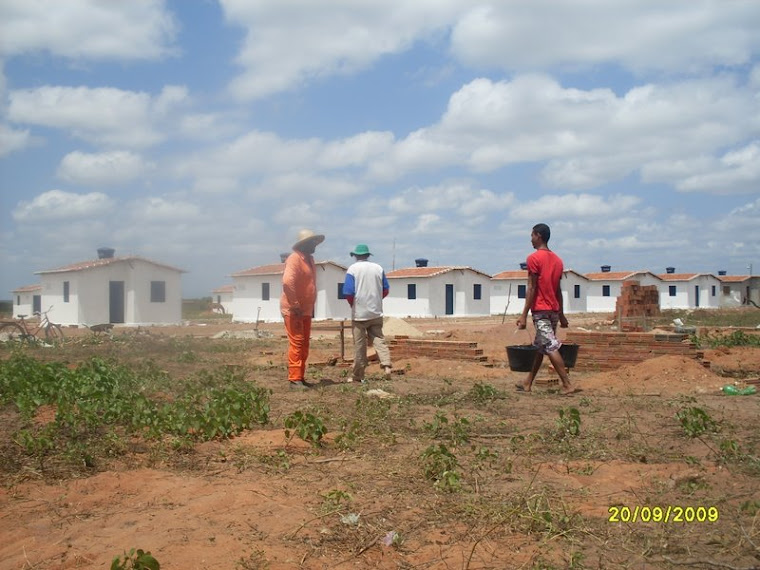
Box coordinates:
[280,251,317,316]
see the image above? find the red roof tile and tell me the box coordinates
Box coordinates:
[12,284,42,292]
[212,285,234,293]
[387,266,491,279]
[657,273,700,281]
[231,260,347,277]
[584,271,641,281]
[35,256,185,274]
[492,270,528,280]
[719,275,751,282]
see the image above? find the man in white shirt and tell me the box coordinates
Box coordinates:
[342,244,392,383]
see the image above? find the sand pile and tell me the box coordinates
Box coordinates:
[383,317,424,338]
[581,355,726,396]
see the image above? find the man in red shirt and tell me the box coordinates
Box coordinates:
[516,223,576,395]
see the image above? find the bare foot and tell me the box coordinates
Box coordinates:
[561,385,578,395]
[515,382,532,393]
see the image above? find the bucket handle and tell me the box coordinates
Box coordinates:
[513,323,534,345]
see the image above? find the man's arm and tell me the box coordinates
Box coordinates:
[282,255,302,315]
[382,272,389,298]
[516,272,538,329]
[343,273,355,307]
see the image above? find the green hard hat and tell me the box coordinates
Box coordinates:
[350,244,372,257]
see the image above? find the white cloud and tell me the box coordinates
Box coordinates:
[220,0,467,100]
[0,123,32,156]
[450,1,760,73]
[373,73,760,192]
[510,193,641,220]
[318,131,395,169]
[389,182,514,218]
[12,190,114,222]
[673,142,760,194]
[130,197,202,222]
[57,150,151,186]
[0,0,177,60]
[217,1,759,100]
[251,173,364,201]
[7,85,188,148]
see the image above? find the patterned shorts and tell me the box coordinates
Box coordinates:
[532,311,562,355]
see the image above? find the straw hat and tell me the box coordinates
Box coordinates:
[292,229,325,250]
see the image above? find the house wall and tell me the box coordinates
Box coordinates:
[212,290,234,314]
[386,271,490,318]
[562,273,589,314]
[586,274,661,313]
[720,278,760,307]
[384,278,432,317]
[12,291,40,319]
[490,280,526,316]
[315,265,351,321]
[39,260,182,326]
[130,260,182,325]
[232,275,283,323]
[658,276,720,310]
[232,266,351,323]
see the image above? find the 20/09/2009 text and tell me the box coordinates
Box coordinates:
[608,505,718,523]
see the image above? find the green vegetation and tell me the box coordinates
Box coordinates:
[111,549,160,570]
[0,353,270,476]
[283,410,327,447]
[676,406,719,438]
[693,329,760,349]
[656,307,760,329]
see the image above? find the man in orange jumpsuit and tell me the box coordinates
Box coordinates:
[281,229,325,390]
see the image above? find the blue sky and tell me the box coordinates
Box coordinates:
[1,0,759,298]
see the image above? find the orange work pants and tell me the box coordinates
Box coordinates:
[284,314,312,382]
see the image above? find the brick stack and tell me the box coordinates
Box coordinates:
[564,331,700,372]
[388,337,487,362]
[615,280,661,332]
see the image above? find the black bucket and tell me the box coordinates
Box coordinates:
[506,345,538,372]
[507,343,581,371]
[559,343,580,369]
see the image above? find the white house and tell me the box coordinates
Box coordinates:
[657,271,722,310]
[490,270,527,316]
[385,265,491,318]
[490,268,589,315]
[230,260,351,323]
[211,285,234,314]
[718,275,760,307]
[34,249,184,326]
[562,270,591,314]
[11,284,42,319]
[584,269,662,313]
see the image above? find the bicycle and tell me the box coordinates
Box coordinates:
[0,306,65,344]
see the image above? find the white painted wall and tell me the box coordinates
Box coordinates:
[586,273,662,313]
[386,270,491,318]
[232,275,283,323]
[659,275,722,310]
[39,259,182,326]
[212,289,234,314]
[490,280,526,316]
[12,290,40,319]
[562,272,590,314]
[232,264,351,323]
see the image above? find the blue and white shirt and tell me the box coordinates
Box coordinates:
[342,260,389,321]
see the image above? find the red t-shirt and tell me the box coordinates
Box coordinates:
[526,249,564,312]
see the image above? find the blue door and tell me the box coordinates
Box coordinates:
[445,284,454,315]
[695,285,700,308]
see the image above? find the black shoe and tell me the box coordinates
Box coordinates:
[289,380,309,390]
